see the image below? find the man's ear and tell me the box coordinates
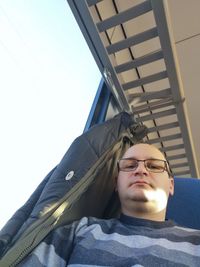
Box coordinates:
[169,176,174,196]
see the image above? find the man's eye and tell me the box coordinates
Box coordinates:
[147,163,163,170]
[126,161,137,168]
[126,164,136,168]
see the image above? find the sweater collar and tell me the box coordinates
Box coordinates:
[119,213,176,228]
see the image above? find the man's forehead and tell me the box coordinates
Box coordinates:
[124,143,165,160]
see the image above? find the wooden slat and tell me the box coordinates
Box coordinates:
[128,88,171,103]
[148,122,180,133]
[132,99,174,114]
[170,162,189,169]
[159,143,184,152]
[167,154,186,161]
[173,170,191,176]
[148,133,182,144]
[128,88,171,102]
[137,108,176,122]
[97,1,152,32]
[115,50,163,73]
[107,27,158,54]
[122,71,168,90]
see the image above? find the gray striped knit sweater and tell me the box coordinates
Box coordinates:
[18,214,200,266]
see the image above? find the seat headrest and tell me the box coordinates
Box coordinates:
[166,177,200,230]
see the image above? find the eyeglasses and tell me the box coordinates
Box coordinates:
[117,158,169,174]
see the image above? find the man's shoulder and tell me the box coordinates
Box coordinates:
[173,224,200,233]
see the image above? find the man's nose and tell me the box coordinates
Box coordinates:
[134,161,148,175]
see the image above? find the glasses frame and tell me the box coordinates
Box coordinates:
[117,158,172,176]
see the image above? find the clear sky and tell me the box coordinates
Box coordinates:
[0,0,101,229]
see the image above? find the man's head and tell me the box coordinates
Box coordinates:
[116,143,174,221]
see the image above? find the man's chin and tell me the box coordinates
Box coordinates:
[129,183,153,193]
[128,190,150,202]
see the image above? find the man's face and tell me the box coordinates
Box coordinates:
[116,144,174,215]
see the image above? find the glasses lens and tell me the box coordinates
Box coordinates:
[119,159,138,171]
[145,159,166,173]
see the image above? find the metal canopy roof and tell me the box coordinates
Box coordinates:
[67,0,200,178]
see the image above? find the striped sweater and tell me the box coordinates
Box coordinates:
[18,214,200,266]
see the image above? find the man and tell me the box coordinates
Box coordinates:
[116,143,174,222]
[19,143,200,266]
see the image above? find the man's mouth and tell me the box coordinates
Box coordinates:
[130,180,151,188]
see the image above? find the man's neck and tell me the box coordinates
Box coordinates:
[121,206,166,222]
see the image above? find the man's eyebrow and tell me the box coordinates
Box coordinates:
[123,157,165,160]
[122,157,137,160]
[148,157,163,160]
[147,157,166,161]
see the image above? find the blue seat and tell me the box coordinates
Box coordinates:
[166,177,200,230]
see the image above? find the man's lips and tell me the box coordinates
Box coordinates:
[129,180,152,188]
